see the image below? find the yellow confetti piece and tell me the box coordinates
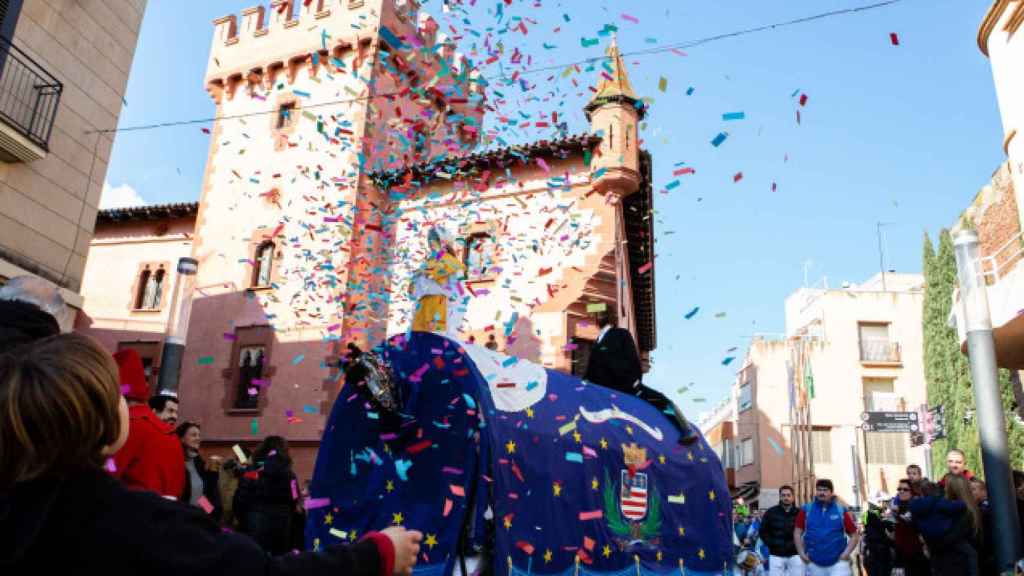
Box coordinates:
[658,77,667,92]
[558,419,577,436]
[329,528,348,540]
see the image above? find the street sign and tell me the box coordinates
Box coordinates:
[860,411,919,433]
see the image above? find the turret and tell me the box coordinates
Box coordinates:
[585,36,645,197]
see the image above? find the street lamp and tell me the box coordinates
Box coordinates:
[156,257,198,396]
[952,229,1022,573]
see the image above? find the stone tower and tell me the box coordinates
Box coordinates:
[178,0,483,440]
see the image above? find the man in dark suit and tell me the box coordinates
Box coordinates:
[584,307,697,445]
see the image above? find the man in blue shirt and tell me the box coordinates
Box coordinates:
[794,479,859,576]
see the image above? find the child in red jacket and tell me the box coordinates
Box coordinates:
[0,333,422,575]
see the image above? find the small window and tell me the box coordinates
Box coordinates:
[811,428,832,464]
[135,265,166,310]
[276,102,296,129]
[253,241,275,287]
[738,383,753,413]
[464,232,497,281]
[235,345,266,409]
[738,437,755,467]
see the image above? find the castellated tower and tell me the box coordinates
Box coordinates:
[178,0,484,441]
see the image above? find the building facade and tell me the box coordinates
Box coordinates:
[0,0,146,327]
[948,2,1024,389]
[708,273,928,508]
[78,0,656,480]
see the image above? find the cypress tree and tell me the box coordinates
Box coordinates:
[922,230,1024,476]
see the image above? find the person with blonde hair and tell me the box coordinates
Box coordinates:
[409,226,466,335]
[0,333,422,574]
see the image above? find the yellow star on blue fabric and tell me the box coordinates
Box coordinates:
[392,512,404,525]
[425,533,438,549]
[324,513,333,525]
[506,440,516,454]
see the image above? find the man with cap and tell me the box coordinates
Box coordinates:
[110,348,185,499]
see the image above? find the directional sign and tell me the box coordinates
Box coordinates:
[860,411,919,433]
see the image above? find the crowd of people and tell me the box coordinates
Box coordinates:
[0,276,422,574]
[733,456,1024,576]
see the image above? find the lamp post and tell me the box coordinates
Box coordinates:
[157,257,198,395]
[952,229,1022,573]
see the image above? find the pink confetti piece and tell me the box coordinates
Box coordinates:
[620,13,639,24]
[104,458,117,473]
[443,498,453,517]
[638,262,653,274]
[442,466,464,475]
[537,158,550,173]
[579,510,603,521]
[291,478,299,500]
[223,332,237,341]
[450,484,466,497]
[197,495,214,514]
[304,497,331,510]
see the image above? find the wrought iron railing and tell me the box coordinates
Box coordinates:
[859,339,901,363]
[0,35,62,151]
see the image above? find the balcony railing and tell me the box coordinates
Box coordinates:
[859,339,901,363]
[0,35,62,153]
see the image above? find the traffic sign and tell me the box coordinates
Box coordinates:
[860,411,919,433]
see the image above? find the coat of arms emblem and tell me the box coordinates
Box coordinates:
[602,443,662,549]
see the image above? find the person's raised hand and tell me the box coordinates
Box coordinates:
[381,526,422,576]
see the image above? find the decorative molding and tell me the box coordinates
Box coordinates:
[978,0,1014,55]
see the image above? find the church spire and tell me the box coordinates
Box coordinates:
[585,34,643,119]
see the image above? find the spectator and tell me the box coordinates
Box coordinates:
[0,275,64,353]
[939,449,974,486]
[906,464,927,489]
[794,478,859,576]
[970,478,996,576]
[861,495,893,576]
[757,486,803,576]
[239,435,300,555]
[0,333,422,574]
[149,394,179,426]
[110,348,185,499]
[891,479,929,576]
[911,473,980,576]
[176,421,222,521]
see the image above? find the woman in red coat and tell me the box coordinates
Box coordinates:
[110,348,185,499]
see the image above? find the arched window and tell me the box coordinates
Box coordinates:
[253,241,274,287]
[235,345,266,409]
[135,265,166,310]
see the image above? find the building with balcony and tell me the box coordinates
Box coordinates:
[949,2,1024,386]
[0,0,146,328]
[710,273,928,508]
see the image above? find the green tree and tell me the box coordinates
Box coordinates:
[922,230,1024,476]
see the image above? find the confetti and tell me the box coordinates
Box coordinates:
[197,356,214,365]
[768,437,785,456]
[668,494,686,504]
[686,86,695,96]
[250,418,259,435]
[710,132,728,147]
[586,302,607,313]
[292,354,305,365]
[395,458,413,481]
[889,32,900,46]
[684,307,700,319]
[620,13,639,24]
[329,528,348,540]
[305,497,331,510]
[733,172,743,183]
[197,495,214,514]
[579,510,603,520]
[565,451,584,463]
[232,444,247,464]
[722,112,745,121]
[658,77,667,92]
[580,37,599,48]
[303,404,318,414]
[799,93,808,107]
[638,262,653,274]
[722,357,736,366]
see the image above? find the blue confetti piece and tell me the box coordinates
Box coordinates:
[768,437,785,456]
[665,180,681,191]
[722,112,745,121]
[292,354,305,365]
[565,452,584,463]
[686,86,695,96]
[722,356,736,366]
[395,459,412,481]
[710,132,728,147]
[303,404,318,414]
[684,306,700,319]
[380,26,406,49]
[502,356,518,368]
[526,381,539,391]
[462,393,477,409]
[292,89,311,98]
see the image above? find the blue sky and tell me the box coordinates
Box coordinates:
[104,0,1005,417]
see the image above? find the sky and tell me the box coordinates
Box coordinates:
[103,0,1007,418]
